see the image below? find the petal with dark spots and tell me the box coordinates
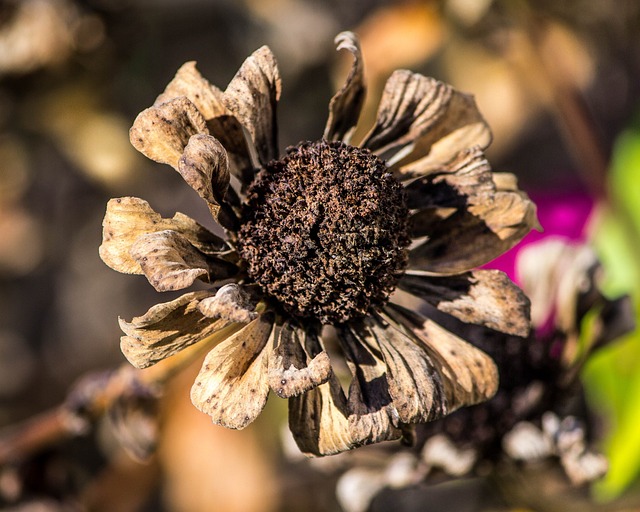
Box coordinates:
[190,313,275,429]
[197,283,259,324]
[99,197,228,275]
[130,97,207,169]
[130,230,236,292]
[267,321,331,398]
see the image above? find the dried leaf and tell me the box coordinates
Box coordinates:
[399,270,531,337]
[155,61,229,119]
[324,31,366,144]
[197,283,258,324]
[191,314,274,429]
[386,304,498,412]
[289,373,355,456]
[99,197,227,275]
[130,97,208,169]
[223,46,281,167]
[267,321,331,398]
[338,325,403,446]
[130,230,236,292]
[119,291,233,369]
[363,316,447,424]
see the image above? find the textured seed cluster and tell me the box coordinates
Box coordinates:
[237,140,410,324]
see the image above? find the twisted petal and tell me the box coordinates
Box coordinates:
[119,291,235,369]
[289,373,354,456]
[223,46,281,167]
[197,283,258,324]
[361,70,491,176]
[267,321,331,399]
[130,96,208,169]
[191,313,275,429]
[155,61,229,119]
[99,197,227,275]
[338,325,402,446]
[399,270,531,337]
[324,31,366,144]
[386,304,498,412]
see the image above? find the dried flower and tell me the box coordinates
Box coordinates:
[99,32,537,455]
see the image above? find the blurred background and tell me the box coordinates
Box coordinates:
[1,0,640,510]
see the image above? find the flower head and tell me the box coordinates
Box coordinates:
[99,32,538,455]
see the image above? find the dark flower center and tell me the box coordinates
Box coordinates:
[237,140,410,324]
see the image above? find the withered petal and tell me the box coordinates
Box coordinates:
[130,96,208,170]
[385,304,498,413]
[338,324,403,446]
[289,373,355,456]
[190,313,274,429]
[223,46,281,167]
[267,321,331,398]
[178,133,231,220]
[399,270,531,337]
[130,230,236,292]
[363,315,447,424]
[99,197,227,275]
[119,291,235,369]
[155,61,229,119]
[323,31,366,144]
[197,283,258,324]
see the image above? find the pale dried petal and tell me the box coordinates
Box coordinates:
[155,61,229,119]
[178,133,230,219]
[289,373,355,456]
[130,230,236,292]
[386,305,498,412]
[399,270,531,337]
[119,291,233,369]
[363,316,447,424]
[99,197,227,275]
[130,97,208,169]
[223,46,281,167]
[267,321,331,398]
[191,314,274,429]
[324,31,366,144]
[197,283,258,324]
[339,325,403,446]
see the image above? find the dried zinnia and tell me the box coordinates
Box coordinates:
[99,32,537,456]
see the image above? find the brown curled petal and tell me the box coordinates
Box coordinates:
[324,31,366,144]
[223,46,281,167]
[267,321,331,398]
[289,373,355,456]
[119,291,236,369]
[399,270,531,337]
[364,315,447,424]
[178,133,230,206]
[338,323,403,446]
[190,313,274,429]
[155,61,229,119]
[130,230,236,292]
[130,97,208,170]
[197,283,258,324]
[385,304,498,412]
[99,197,227,275]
